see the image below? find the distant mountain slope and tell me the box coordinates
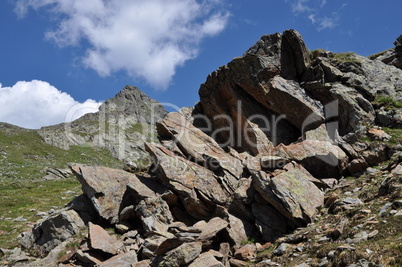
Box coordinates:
[37,85,167,167]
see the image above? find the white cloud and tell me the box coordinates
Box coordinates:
[14,0,230,90]
[290,0,313,13]
[308,14,316,24]
[316,16,337,31]
[0,80,101,129]
[286,0,339,31]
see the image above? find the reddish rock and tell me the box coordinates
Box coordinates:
[88,222,123,255]
[367,127,391,141]
[348,158,369,176]
[234,243,257,261]
[272,140,348,178]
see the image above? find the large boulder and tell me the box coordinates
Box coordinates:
[70,164,156,224]
[252,163,324,226]
[145,143,229,219]
[23,209,85,253]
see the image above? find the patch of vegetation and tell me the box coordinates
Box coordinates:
[0,128,121,182]
[373,96,402,110]
[310,49,327,59]
[126,122,146,134]
[241,236,257,245]
[333,52,360,63]
[383,127,402,145]
[368,50,389,60]
[0,178,80,248]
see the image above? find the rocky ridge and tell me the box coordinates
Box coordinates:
[370,34,402,70]
[37,85,167,167]
[3,30,402,266]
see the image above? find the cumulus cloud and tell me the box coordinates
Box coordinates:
[0,80,101,129]
[14,0,230,90]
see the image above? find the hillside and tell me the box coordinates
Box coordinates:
[0,122,122,249]
[1,30,402,267]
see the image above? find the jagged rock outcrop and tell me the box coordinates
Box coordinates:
[370,34,402,70]
[37,85,167,165]
[199,30,402,147]
[15,29,402,267]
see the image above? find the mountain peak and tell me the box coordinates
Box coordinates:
[98,85,167,124]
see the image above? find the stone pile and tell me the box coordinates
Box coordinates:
[14,29,402,266]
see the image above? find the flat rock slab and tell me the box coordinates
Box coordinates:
[158,242,203,267]
[89,222,123,255]
[194,217,229,241]
[188,252,224,267]
[98,250,138,267]
[272,140,348,178]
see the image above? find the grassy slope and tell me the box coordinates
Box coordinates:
[0,123,122,248]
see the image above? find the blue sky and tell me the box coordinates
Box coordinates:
[0,0,401,129]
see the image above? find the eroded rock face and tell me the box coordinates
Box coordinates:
[198,54,323,152]
[135,196,174,236]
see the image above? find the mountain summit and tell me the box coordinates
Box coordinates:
[37,85,167,165]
